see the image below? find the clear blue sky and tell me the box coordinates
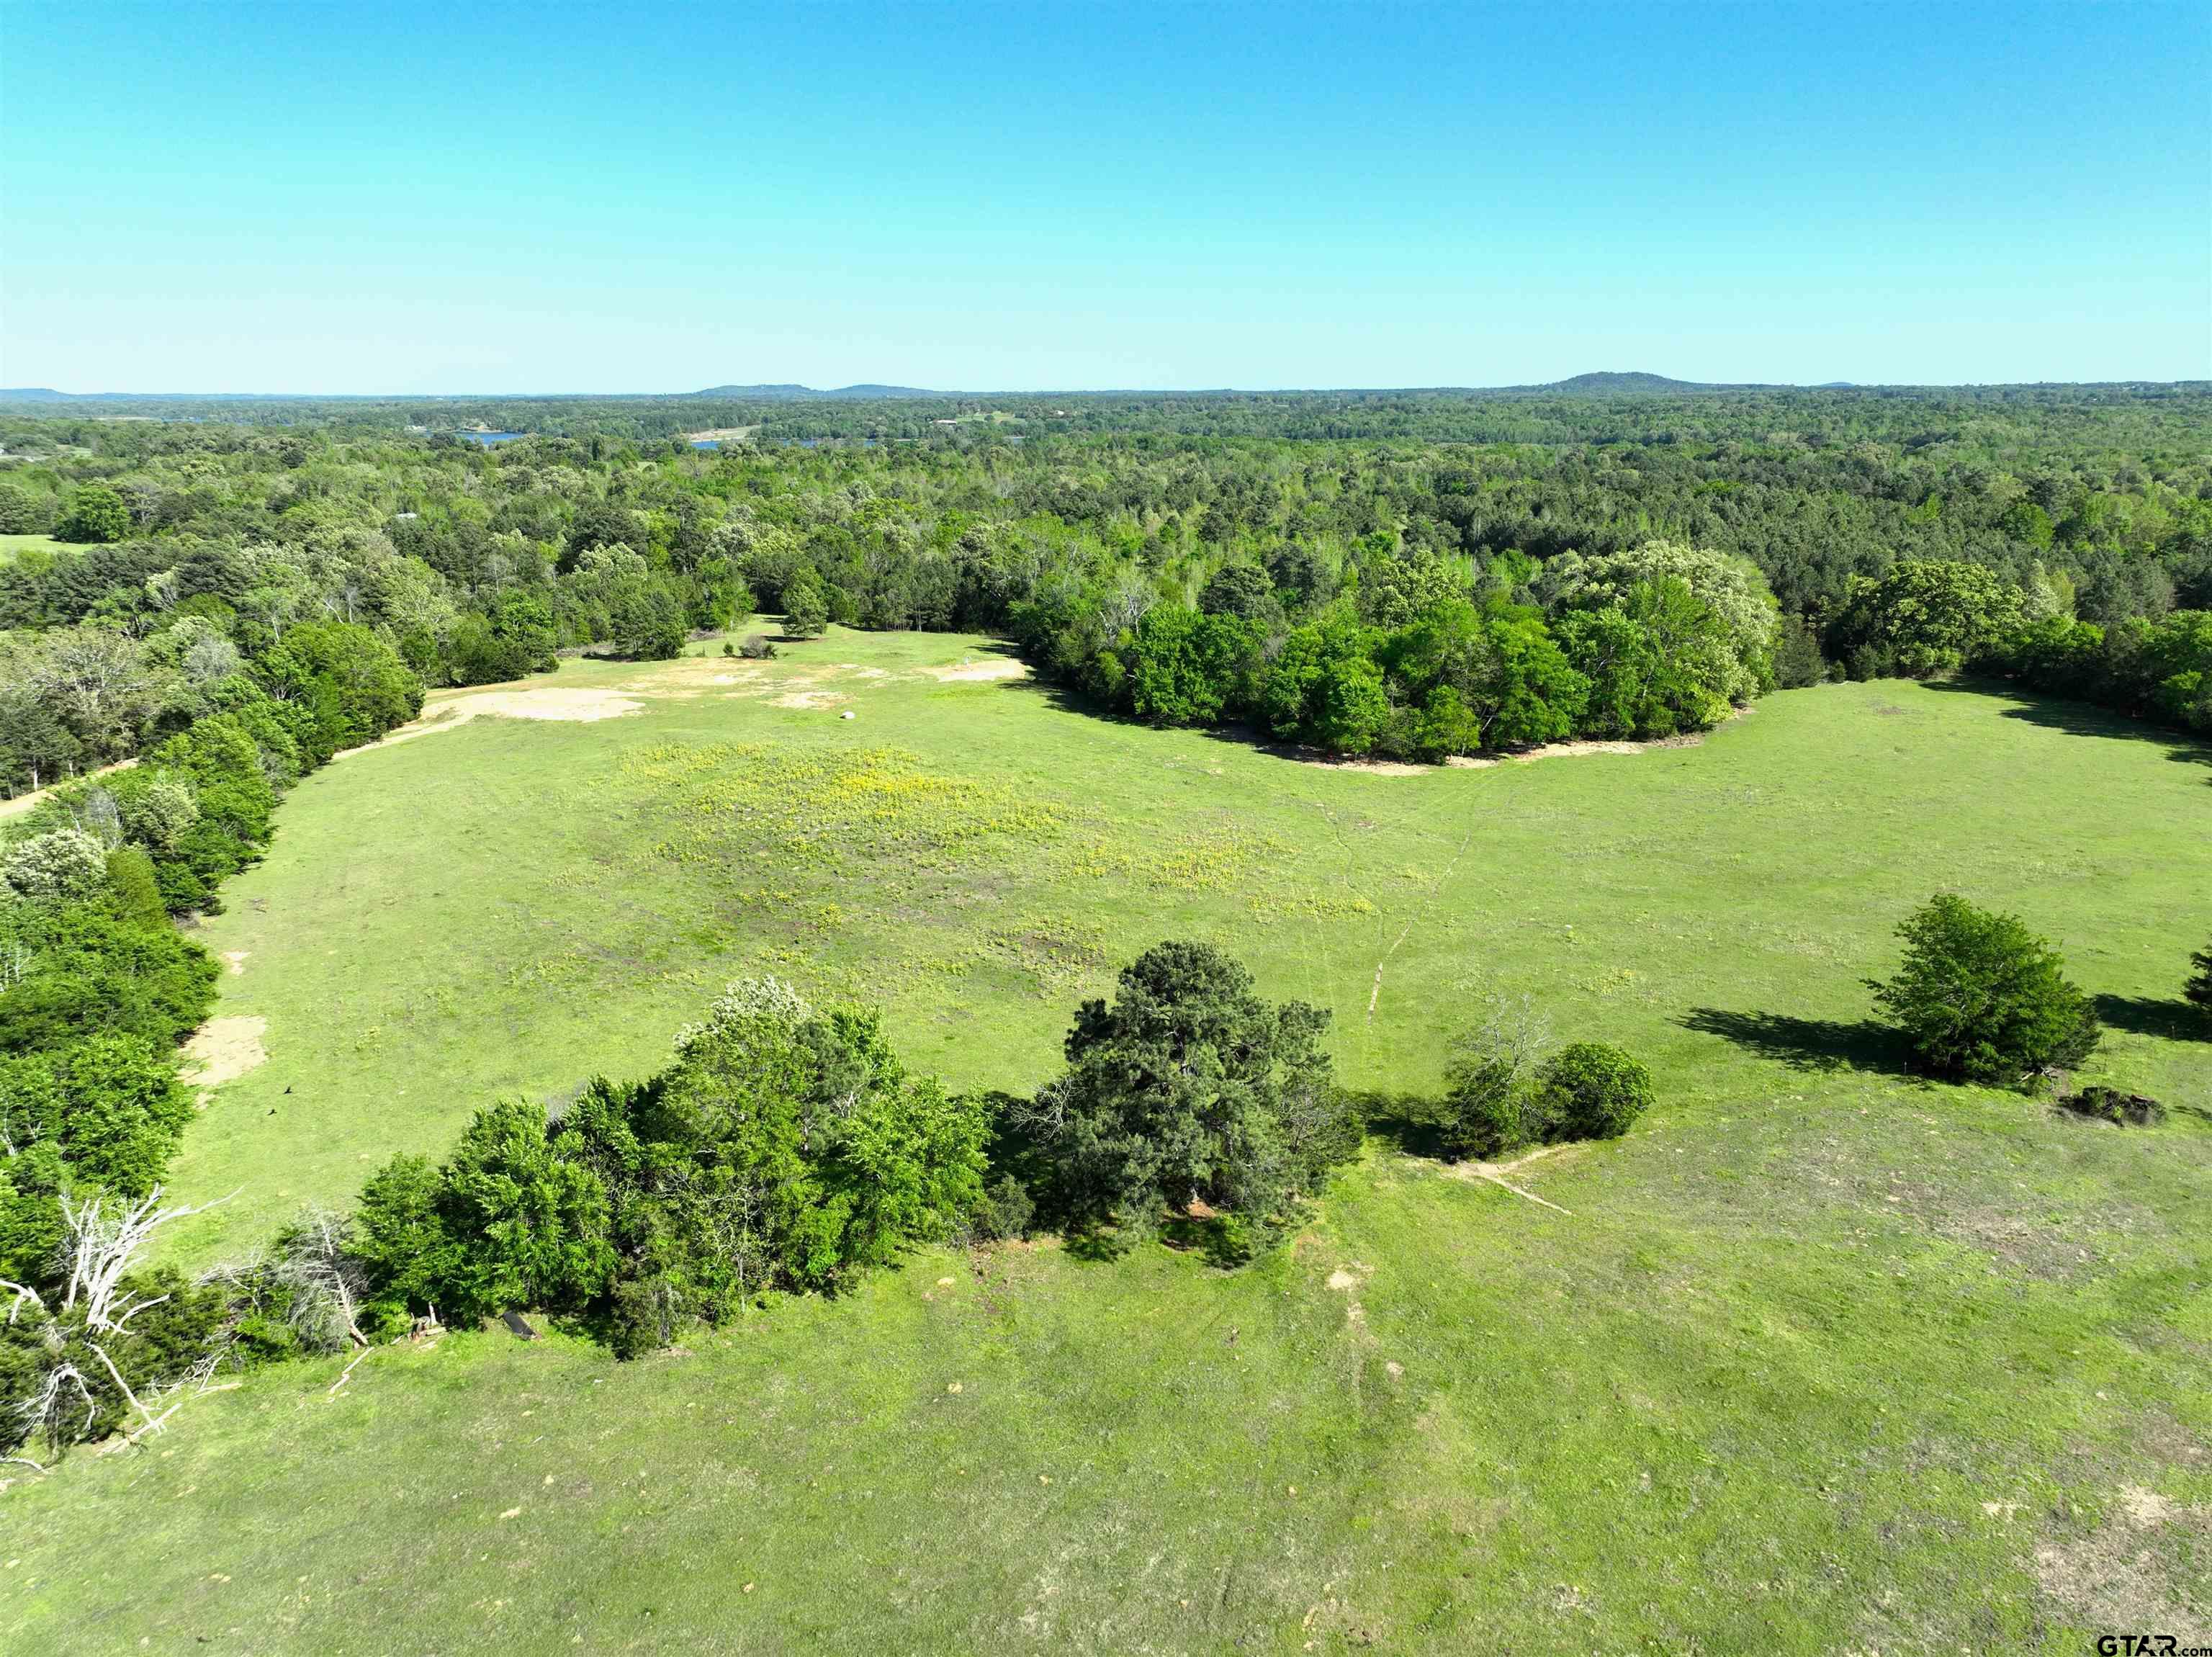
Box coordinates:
[4,1,2207,392]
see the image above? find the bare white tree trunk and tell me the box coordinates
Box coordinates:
[58,1186,235,1335]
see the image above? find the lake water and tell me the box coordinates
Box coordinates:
[461,431,527,446]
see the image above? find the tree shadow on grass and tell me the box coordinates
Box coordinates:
[1678,1007,1910,1075]
[1344,1089,1451,1159]
[1158,1214,1257,1270]
[2094,994,2210,1043]
[1919,677,2212,782]
[1059,1226,1129,1265]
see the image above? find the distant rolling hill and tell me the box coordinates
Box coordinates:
[1532,371,1840,394]
[1542,371,1717,393]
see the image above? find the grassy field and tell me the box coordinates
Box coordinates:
[0,531,67,562]
[4,627,2207,1652]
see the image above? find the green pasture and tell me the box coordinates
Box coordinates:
[3,626,2206,1652]
[0,532,66,562]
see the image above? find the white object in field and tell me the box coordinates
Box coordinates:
[840,710,856,719]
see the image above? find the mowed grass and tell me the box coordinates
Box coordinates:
[4,629,2207,1652]
[0,532,67,562]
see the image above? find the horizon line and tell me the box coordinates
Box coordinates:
[6,377,2212,402]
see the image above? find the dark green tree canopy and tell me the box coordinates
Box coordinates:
[1035,940,1357,1240]
[781,566,830,637]
[1870,893,2101,1086]
[56,483,131,544]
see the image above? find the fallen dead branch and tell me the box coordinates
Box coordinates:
[328,1347,373,1396]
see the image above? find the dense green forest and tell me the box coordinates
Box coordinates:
[2,384,2208,792]
[0,384,2206,1483]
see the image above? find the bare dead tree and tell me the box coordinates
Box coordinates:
[60,1186,235,1335]
[0,1187,243,1456]
[1455,991,1556,1090]
[271,1206,369,1350]
[15,1357,99,1451]
[0,1277,46,1325]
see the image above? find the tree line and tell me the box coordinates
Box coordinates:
[0,616,421,1452]
[0,930,1657,1455]
[3,388,2206,789]
[4,865,2204,1459]
[13,875,2201,1463]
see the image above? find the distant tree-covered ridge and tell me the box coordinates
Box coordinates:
[1,385,2206,791]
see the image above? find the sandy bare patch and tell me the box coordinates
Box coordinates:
[457,688,644,722]
[1324,1262,1371,1328]
[619,658,774,693]
[1447,739,1658,768]
[348,688,644,752]
[2118,1485,2185,1527]
[220,951,249,976]
[1311,756,1429,776]
[2033,1486,2208,1632]
[920,658,1028,683]
[772,689,849,710]
[183,1015,266,1093]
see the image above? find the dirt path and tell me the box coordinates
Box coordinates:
[0,756,139,821]
[1367,823,1475,1021]
[1442,1144,1576,1213]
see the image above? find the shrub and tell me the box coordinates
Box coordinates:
[0,482,50,535]
[971,1172,1036,1241]
[1436,995,1555,1158]
[1831,561,2024,678]
[2188,942,2212,1021]
[611,584,687,660]
[1437,1054,1545,1159]
[1436,1002,1654,1159]
[1771,612,1830,688]
[433,1097,616,1320]
[0,871,218,1055]
[350,979,988,1347]
[739,633,775,660]
[1545,539,1780,702]
[1869,894,2101,1086]
[449,593,559,686]
[2,829,109,902]
[1127,605,1256,726]
[112,775,199,853]
[349,1153,460,1323]
[0,1033,197,1197]
[103,845,168,928]
[1537,1043,1653,1140]
[256,620,424,754]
